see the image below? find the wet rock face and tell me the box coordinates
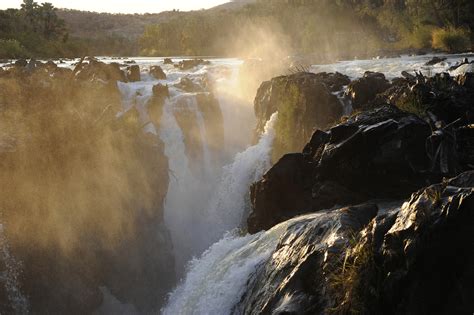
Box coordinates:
[347,71,390,109]
[254,72,344,161]
[238,203,379,314]
[241,172,474,315]
[249,105,434,233]
[348,171,474,314]
[248,154,314,233]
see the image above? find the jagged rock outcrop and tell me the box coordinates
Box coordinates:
[240,172,474,315]
[373,72,474,125]
[149,65,167,80]
[346,71,390,109]
[254,72,344,161]
[336,171,474,314]
[126,65,141,82]
[249,105,437,233]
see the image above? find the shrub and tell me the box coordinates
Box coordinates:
[409,25,435,49]
[432,27,471,52]
[0,39,29,58]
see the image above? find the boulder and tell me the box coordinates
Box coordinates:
[239,203,380,314]
[254,72,343,161]
[356,171,474,314]
[163,58,173,65]
[425,56,446,66]
[376,72,474,125]
[75,61,126,83]
[149,65,166,80]
[126,65,141,82]
[313,71,351,92]
[346,71,390,109]
[148,84,169,125]
[175,77,203,92]
[239,172,474,314]
[174,59,210,71]
[248,105,435,233]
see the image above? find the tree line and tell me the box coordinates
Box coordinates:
[139,0,474,58]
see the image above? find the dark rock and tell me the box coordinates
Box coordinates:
[152,84,169,99]
[425,56,446,66]
[369,171,474,314]
[148,84,169,125]
[346,71,391,109]
[374,72,474,126]
[126,65,141,82]
[240,172,474,315]
[75,61,127,83]
[456,72,474,89]
[249,105,436,233]
[239,203,379,314]
[149,65,166,80]
[313,71,351,92]
[174,59,210,71]
[14,59,27,67]
[254,72,343,161]
[176,77,203,92]
[163,58,173,65]
[248,154,314,233]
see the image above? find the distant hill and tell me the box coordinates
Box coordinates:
[57,9,183,39]
[210,0,257,11]
[57,1,256,40]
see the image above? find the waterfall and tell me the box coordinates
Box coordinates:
[161,222,287,315]
[0,224,29,314]
[159,94,214,270]
[204,113,278,242]
[162,212,328,315]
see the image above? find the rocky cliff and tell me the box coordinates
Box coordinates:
[0,60,175,313]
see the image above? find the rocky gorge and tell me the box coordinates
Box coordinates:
[0,53,472,314]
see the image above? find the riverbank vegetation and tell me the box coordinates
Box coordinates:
[0,0,473,59]
[139,0,474,59]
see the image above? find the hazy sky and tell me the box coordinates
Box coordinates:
[0,0,230,14]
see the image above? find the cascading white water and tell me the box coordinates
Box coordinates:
[161,220,287,315]
[0,224,29,314]
[203,113,278,242]
[161,212,329,315]
[159,94,215,270]
[159,88,278,271]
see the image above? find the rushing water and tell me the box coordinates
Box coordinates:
[1,53,472,313]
